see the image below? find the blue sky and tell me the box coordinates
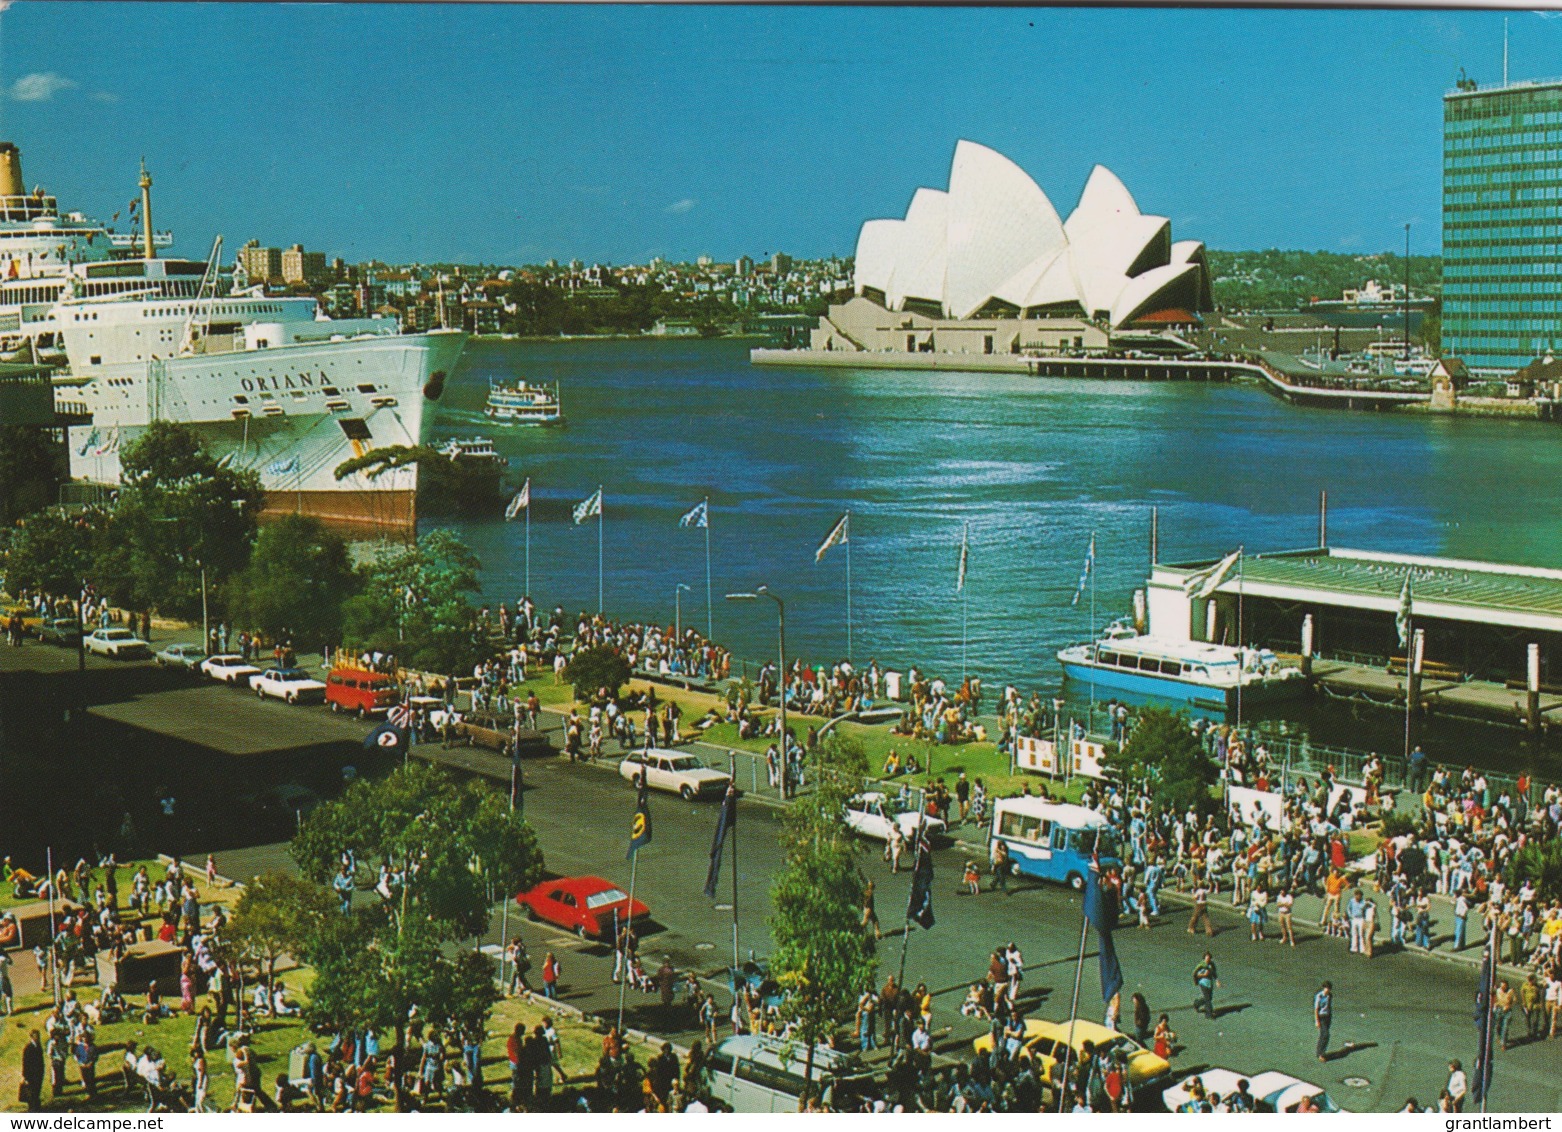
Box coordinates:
[0,4,1546,265]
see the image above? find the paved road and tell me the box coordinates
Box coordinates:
[6,637,1557,1111]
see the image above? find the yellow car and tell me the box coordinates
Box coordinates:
[3,604,43,636]
[972,1018,1170,1087]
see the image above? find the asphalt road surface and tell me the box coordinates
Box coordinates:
[5,636,1558,1111]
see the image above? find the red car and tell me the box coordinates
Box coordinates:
[515,876,649,940]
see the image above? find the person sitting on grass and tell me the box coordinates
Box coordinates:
[143,980,168,1024]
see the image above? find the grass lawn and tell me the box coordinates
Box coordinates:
[0,969,665,1113]
[2,860,242,915]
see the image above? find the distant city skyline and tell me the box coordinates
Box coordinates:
[0,4,1546,266]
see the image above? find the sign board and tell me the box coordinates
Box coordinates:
[1070,736,1108,780]
[1015,735,1059,774]
[1013,735,1109,780]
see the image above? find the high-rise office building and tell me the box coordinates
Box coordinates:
[1443,79,1562,370]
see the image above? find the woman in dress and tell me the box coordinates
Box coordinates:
[1153,1014,1176,1061]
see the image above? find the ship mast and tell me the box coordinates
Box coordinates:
[139,158,155,261]
[178,236,225,357]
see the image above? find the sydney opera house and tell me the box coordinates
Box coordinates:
[808,140,1213,358]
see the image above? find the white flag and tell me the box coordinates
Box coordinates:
[957,523,969,594]
[1183,548,1242,600]
[505,478,530,520]
[815,512,850,563]
[573,487,602,525]
[1396,575,1413,648]
[678,500,708,529]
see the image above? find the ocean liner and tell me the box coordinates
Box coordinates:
[55,158,466,534]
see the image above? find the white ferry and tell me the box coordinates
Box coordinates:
[1057,624,1305,713]
[485,378,562,426]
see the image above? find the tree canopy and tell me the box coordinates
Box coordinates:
[340,528,483,671]
[563,645,633,701]
[1103,706,1217,816]
[227,870,337,997]
[224,513,358,645]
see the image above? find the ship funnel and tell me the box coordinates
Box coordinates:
[0,143,24,198]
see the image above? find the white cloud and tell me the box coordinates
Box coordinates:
[9,72,77,102]
[91,90,119,104]
[664,198,697,215]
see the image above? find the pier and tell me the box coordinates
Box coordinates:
[750,346,1245,382]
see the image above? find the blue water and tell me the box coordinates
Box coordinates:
[425,338,1562,704]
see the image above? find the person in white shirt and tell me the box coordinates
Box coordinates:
[1446,1060,1468,1112]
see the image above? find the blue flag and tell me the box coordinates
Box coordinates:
[906,832,935,930]
[1083,854,1124,1006]
[1473,938,1497,1103]
[679,500,708,529]
[1071,533,1095,607]
[703,784,737,898]
[627,772,653,859]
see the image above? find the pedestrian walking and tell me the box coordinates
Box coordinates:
[991,839,1010,894]
[1314,981,1333,1062]
[1453,892,1471,952]
[862,881,882,940]
[20,1030,43,1111]
[1187,882,1215,936]
[1131,992,1152,1046]
[1277,888,1297,947]
[1193,953,1219,1019]
[1446,1060,1468,1112]
[542,951,560,1000]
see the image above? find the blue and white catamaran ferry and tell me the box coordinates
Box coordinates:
[1057,623,1305,713]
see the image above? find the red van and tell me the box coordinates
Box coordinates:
[324,668,400,717]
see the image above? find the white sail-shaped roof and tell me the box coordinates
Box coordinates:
[850,142,1210,328]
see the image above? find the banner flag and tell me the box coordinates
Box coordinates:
[702,784,738,898]
[505,478,530,520]
[679,500,708,529]
[957,523,969,594]
[1396,575,1414,649]
[1083,851,1125,1005]
[1070,534,1096,607]
[627,771,653,859]
[573,488,602,525]
[1473,938,1497,1103]
[815,512,850,563]
[906,831,936,930]
[1183,548,1242,600]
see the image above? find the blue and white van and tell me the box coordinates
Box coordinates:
[990,798,1122,890]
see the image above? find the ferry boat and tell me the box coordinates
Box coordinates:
[1057,623,1305,713]
[55,159,466,534]
[485,379,562,426]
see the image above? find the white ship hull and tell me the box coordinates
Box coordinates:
[67,329,467,532]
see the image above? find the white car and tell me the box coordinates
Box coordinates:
[619,748,732,801]
[83,627,151,659]
[201,654,263,686]
[250,666,328,704]
[1162,1069,1343,1113]
[844,792,947,844]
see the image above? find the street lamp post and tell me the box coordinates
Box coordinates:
[726,586,786,800]
[675,583,691,643]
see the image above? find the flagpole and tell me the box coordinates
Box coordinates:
[1089,531,1097,711]
[498,754,517,997]
[597,485,604,616]
[961,522,969,683]
[616,849,638,1032]
[1235,548,1245,731]
[845,511,853,663]
[524,490,531,598]
[1057,909,1091,1113]
[730,756,740,972]
[705,498,714,644]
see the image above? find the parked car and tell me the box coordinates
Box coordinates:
[618,748,732,800]
[37,618,82,646]
[200,654,262,685]
[844,792,947,844]
[155,642,207,670]
[515,875,649,940]
[708,1034,874,1113]
[973,1019,1170,1089]
[2,604,43,636]
[251,666,328,703]
[325,667,401,717]
[1162,1069,1343,1113]
[83,627,151,659]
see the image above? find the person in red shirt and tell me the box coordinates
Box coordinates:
[354,1057,376,1112]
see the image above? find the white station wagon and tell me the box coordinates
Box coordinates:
[618,748,732,801]
[250,666,328,704]
[83,627,151,659]
[844,792,947,844]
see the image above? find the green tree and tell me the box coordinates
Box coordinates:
[227,870,337,1000]
[224,514,359,645]
[563,645,632,701]
[108,421,263,618]
[340,528,482,671]
[0,507,101,595]
[1104,706,1217,815]
[291,761,544,939]
[0,425,66,528]
[768,734,876,1102]
[1506,839,1562,902]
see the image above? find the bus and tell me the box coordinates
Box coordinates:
[989,798,1122,890]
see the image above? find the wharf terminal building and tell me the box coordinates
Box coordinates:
[801,141,1214,360]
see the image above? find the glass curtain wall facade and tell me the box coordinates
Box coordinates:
[1443,81,1562,371]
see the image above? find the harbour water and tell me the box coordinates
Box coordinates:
[426,337,1562,767]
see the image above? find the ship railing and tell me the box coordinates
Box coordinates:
[0,195,58,221]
